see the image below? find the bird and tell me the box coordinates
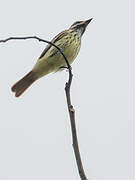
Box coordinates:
[11,18,92,97]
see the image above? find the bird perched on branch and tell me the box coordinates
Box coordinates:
[12,18,92,97]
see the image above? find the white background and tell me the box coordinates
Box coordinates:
[0,0,135,180]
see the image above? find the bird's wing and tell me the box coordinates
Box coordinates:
[38,30,67,59]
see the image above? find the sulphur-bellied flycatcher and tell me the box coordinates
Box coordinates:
[11,18,92,97]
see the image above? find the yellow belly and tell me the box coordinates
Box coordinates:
[33,32,81,78]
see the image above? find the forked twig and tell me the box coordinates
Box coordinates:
[0,36,88,180]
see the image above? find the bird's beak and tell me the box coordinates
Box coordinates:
[83,18,93,27]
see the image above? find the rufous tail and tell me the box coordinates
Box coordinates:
[11,71,37,97]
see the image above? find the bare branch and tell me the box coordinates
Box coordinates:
[0,36,71,70]
[65,72,88,180]
[0,36,88,180]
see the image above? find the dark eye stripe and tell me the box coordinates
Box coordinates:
[70,21,82,27]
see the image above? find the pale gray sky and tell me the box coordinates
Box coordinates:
[0,0,135,180]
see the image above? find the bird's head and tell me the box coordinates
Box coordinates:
[70,18,93,37]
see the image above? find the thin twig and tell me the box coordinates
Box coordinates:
[0,36,88,180]
[65,71,88,180]
[0,36,71,70]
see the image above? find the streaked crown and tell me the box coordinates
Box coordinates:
[69,18,93,37]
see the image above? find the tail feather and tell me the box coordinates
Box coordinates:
[11,71,37,97]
